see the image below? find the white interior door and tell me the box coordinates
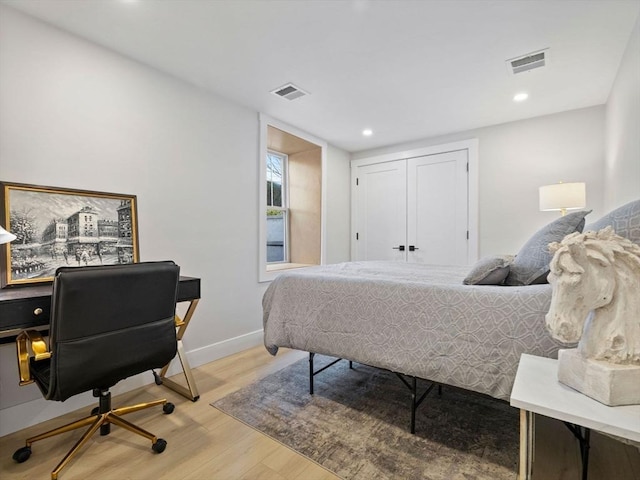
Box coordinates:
[354,160,407,261]
[407,150,468,265]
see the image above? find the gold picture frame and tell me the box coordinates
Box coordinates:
[1,181,139,288]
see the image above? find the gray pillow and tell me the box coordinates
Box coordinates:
[505,210,591,286]
[584,199,640,245]
[463,255,514,285]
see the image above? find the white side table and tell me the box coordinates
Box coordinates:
[510,354,640,480]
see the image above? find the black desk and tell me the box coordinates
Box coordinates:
[0,276,201,401]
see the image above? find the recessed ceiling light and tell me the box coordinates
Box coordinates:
[362,129,373,137]
[513,92,529,102]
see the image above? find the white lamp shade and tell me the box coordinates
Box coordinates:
[539,182,586,212]
[0,226,17,245]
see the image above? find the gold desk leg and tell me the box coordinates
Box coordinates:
[519,409,535,480]
[159,299,200,402]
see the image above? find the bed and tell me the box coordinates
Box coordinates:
[263,261,563,402]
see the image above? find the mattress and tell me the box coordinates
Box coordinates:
[263,261,568,400]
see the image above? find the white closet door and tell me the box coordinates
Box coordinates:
[407,150,468,265]
[354,160,407,261]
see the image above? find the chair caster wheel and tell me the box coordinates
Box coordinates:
[91,406,99,415]
[13,446,32,463]
[163,402,175,414]
[152,439,167,453]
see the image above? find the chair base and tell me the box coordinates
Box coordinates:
[13,391,174,480]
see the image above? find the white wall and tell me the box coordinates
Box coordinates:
[605,14,640,210]
[325,145,351,263]
[352,106,606,257]
[0,6,350,436]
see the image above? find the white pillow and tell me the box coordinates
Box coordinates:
[505,210,590,286]
[463,255,514,285]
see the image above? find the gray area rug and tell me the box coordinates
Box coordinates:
[212,355,518,480]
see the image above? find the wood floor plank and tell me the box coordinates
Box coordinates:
[626,441,640,478]
[261,444,323,480]
[1,345,637,480]
[240,462,289,480]
[533,415,580,480]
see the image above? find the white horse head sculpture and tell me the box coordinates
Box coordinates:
[545,226,640,365]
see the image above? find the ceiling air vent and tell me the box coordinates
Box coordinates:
[271,83,309,101]
[506,49,550,75]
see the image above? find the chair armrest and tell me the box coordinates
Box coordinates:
[16,330,51,386]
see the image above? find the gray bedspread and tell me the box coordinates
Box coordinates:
[263,261,567,400]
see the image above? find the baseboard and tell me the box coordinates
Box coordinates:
[0,329,264,438]
[165,328,264,375]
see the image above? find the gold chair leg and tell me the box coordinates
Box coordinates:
[50,414,105,480]
[26,414,99,446]
[107,413,158,443]
[17,399,170,480]
[111,398,167,417]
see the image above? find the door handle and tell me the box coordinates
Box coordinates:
[408,245,419,252]
[392,245,405,251]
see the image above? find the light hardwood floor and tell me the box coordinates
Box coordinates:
[1,346,638,480]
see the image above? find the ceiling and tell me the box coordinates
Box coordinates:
[2,0,639,153]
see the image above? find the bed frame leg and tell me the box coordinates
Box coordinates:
[309,352,315,395]
[394,372,436,434]
[410,376,417,434]
[309,353,346,395]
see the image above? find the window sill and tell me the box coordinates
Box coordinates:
[260,263,317,283]
[266,263,314,272]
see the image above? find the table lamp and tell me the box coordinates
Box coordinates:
[0,226,17,244]
[539,182,586,216]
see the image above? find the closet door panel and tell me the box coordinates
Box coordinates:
[354,160,407,261]
[407,150,468,265]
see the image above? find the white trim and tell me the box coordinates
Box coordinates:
[181,329,264,370]
[0,329,264,437]
[350,139,479,263]
[467,139,479,263]
[258,113,328,282]
[350,163,358,260]
[350,139,478,168]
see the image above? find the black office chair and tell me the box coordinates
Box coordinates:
[12,261,181,480]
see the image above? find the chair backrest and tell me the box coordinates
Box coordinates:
[46,261,180,401]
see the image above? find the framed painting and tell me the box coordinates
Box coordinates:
[0,181,139,288]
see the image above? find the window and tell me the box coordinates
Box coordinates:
[266,151,288,263]
[259,114,326,282]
